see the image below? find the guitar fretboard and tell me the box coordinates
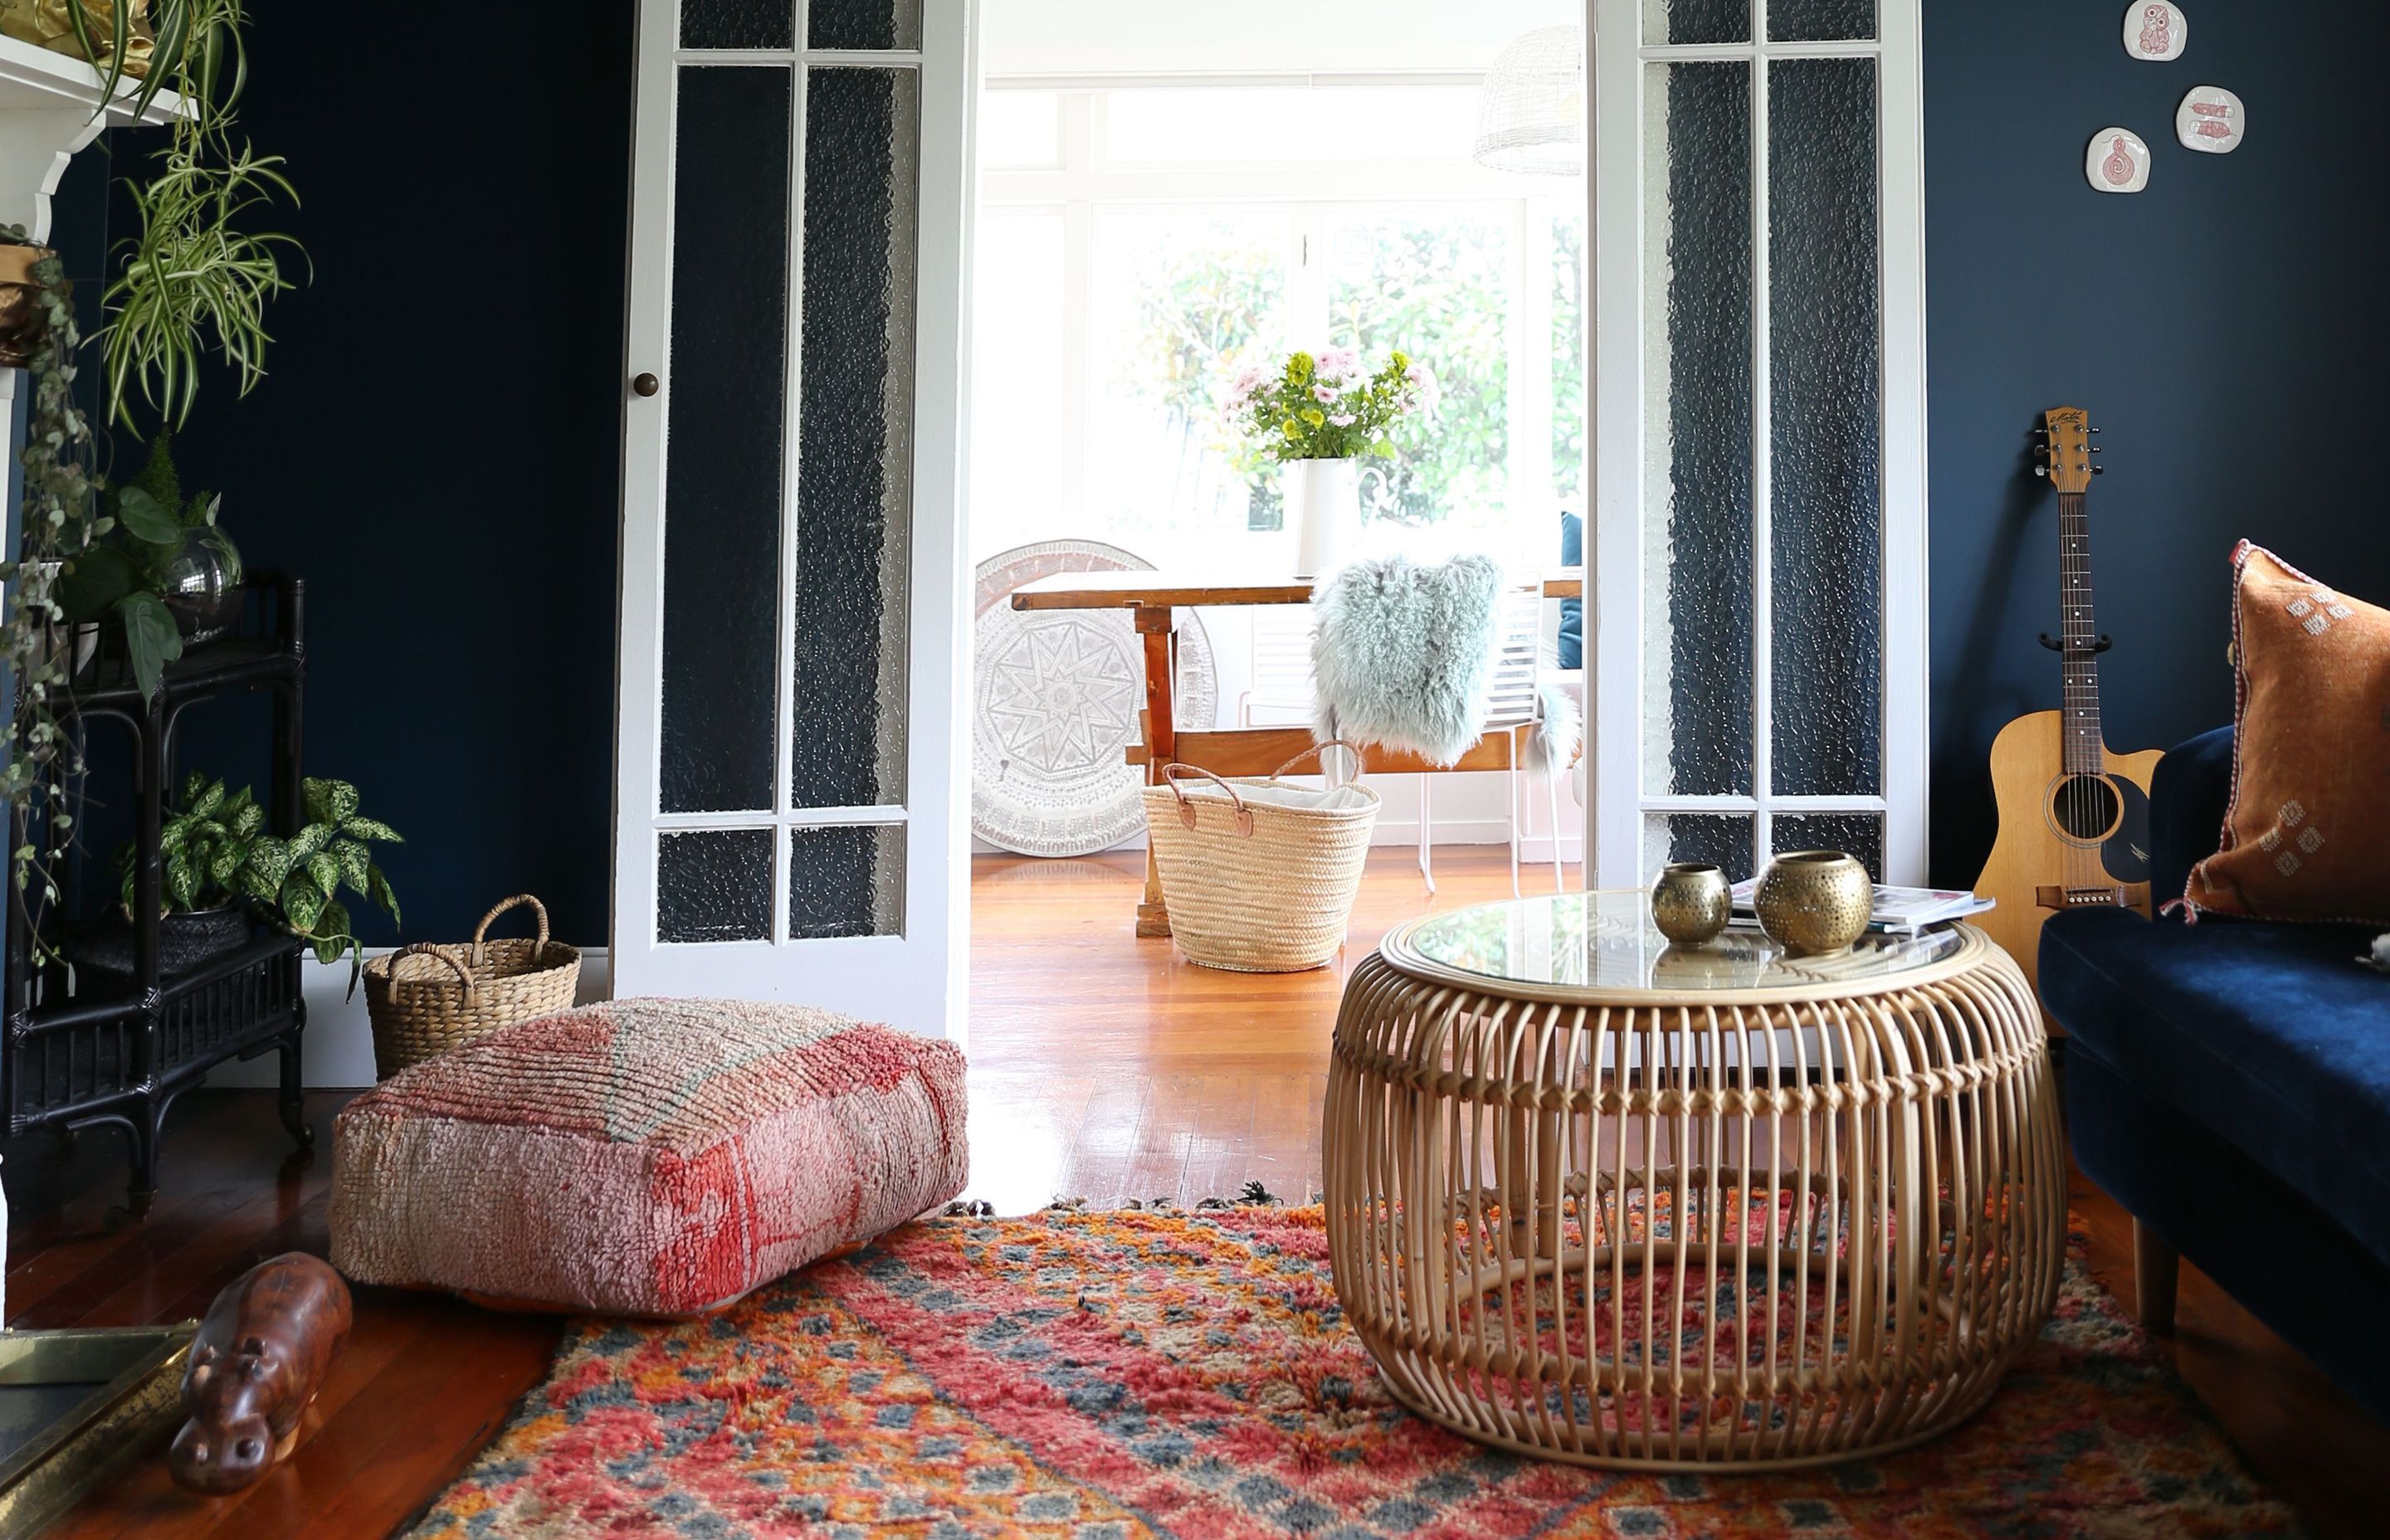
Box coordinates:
[2056,490,2104,775]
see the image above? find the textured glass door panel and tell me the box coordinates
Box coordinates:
[681,0,795,49]
[790,825,905,938]
[1642,814,1758,884]
[1773,812,1885,881]
[1768,0,1877,42]
[661,66,792,814]
[658,830,774,943]
[808,0,922,50]
[1641,0,1749,45]
[793,67,921,809]
[1769,58,1882,798]
[1641,62,1753,800]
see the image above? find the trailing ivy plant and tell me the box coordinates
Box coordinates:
[0,232,105,933]
[123,772,403,978]
[72,0,304,428]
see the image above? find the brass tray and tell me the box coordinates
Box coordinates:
[0,1325,196,1538]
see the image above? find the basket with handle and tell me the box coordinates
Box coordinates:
[362,894,583,1079]
[1139,741,1379,972]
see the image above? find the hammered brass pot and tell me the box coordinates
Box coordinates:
[1753,850,1871,957]
[1649,862,1730,945]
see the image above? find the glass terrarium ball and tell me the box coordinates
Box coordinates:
[161,526,245,643]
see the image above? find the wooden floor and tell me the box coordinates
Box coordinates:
[10,846,2385,1537]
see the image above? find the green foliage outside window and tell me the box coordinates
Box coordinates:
[1331,218,1510,529]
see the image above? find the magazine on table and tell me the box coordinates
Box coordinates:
[1725,880,1997,935]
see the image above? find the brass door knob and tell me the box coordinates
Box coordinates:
[632,373,661,397]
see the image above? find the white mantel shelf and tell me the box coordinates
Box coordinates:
[0,28,183,243]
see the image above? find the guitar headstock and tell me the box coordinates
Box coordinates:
[2035,406,2102,492]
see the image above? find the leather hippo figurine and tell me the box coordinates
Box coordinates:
[168,1253,354,1494]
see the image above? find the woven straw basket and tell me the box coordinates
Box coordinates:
[1140,742,1379,972]
[363,894,581,1079]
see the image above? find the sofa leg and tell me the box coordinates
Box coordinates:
[2134,1219,2178,1335]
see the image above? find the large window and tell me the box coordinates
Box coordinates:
[973,84,1587,571]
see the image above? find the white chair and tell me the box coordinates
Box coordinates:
[1417,580,1567,898]
[1237,607,1316,729]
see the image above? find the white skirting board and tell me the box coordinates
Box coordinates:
[206,949,613,1091]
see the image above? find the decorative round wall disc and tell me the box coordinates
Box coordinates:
[2086,128,2152,193]
[2177,85,2245,153]
[971,541,1218,857]
[2124,2,2188,61]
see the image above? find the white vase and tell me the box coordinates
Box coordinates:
[1290,457,1360,581]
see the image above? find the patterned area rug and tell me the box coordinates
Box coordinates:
[410,1206,2305,1538]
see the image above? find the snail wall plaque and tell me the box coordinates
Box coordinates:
[2086,128,2152,194]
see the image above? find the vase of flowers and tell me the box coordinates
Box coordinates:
[1227,348,1431,578]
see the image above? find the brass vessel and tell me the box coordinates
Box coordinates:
[1649,862,1730,945]
[1753,850,1872,957]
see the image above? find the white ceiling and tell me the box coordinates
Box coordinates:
[981,0,1582,78]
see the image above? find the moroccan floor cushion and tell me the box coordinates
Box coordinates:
[328,997,968,1317]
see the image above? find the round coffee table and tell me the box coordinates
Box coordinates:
[1324,892,2064,1471]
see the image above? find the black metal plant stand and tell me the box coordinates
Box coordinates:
[4,573,310,1216]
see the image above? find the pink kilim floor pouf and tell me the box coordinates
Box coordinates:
[329,997,968,1316]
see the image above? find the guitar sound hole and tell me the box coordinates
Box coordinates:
[2048,775,2121,841]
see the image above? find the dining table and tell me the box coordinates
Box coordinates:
[1009,568,1586,938]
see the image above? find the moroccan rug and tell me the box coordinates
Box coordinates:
[409,1205,2306,1538]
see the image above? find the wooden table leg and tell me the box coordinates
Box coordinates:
[1136,603,1177,939]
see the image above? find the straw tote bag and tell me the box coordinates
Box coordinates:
[1140,742,1379,972]
[362,894,581,1079]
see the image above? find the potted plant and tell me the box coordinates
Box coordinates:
[80,773,402,980]
[2,0,300,930]
[1224,348,1432,578]
[53,434,243,694]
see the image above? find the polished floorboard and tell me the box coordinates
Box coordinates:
[7,846,2382,1537]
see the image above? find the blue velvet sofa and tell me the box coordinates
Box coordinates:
[2040,726,2390,1422]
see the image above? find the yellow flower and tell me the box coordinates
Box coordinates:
[1281,420,1300,438]
[1302,408,1326,428]
[1286,351,1314,383]
[1388,349,1410,372]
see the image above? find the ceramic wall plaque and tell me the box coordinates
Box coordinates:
[2177,85,2245,153]
[2124,2,2188,61]
[2087,128,2152,194]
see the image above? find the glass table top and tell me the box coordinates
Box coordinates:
[1383,890,1969,995]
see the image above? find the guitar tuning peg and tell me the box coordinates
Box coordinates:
[2034,465,2050,478]
[2089,446,2102,454]
[2089,426,2102,435]
[2092,465,2106,475]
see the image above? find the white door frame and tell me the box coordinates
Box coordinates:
[611,1,977,1039]
[1587,0,1928,887]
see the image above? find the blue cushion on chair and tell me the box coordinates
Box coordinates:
[2041,907,2390,1267]
[1558,511,1583,670]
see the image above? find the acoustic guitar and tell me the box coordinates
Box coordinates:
[1973,407,2163,1014]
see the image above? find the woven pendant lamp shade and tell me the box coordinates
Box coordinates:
[1474,26,1586,175]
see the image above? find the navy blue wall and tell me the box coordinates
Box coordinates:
[50,2,2390,939]
[1923,2,2390,885]
[58,2,638,945]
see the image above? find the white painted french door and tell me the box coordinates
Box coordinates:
[612,0,975,1036]
[1588,0,1927,887]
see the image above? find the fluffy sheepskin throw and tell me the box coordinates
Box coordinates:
[1310,555,1503,767]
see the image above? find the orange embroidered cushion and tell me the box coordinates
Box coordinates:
[2183,543,2390,924]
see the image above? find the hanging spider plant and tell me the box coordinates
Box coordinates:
[69,0,305,429]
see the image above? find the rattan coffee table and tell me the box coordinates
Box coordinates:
[1324,892,2064,1470]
